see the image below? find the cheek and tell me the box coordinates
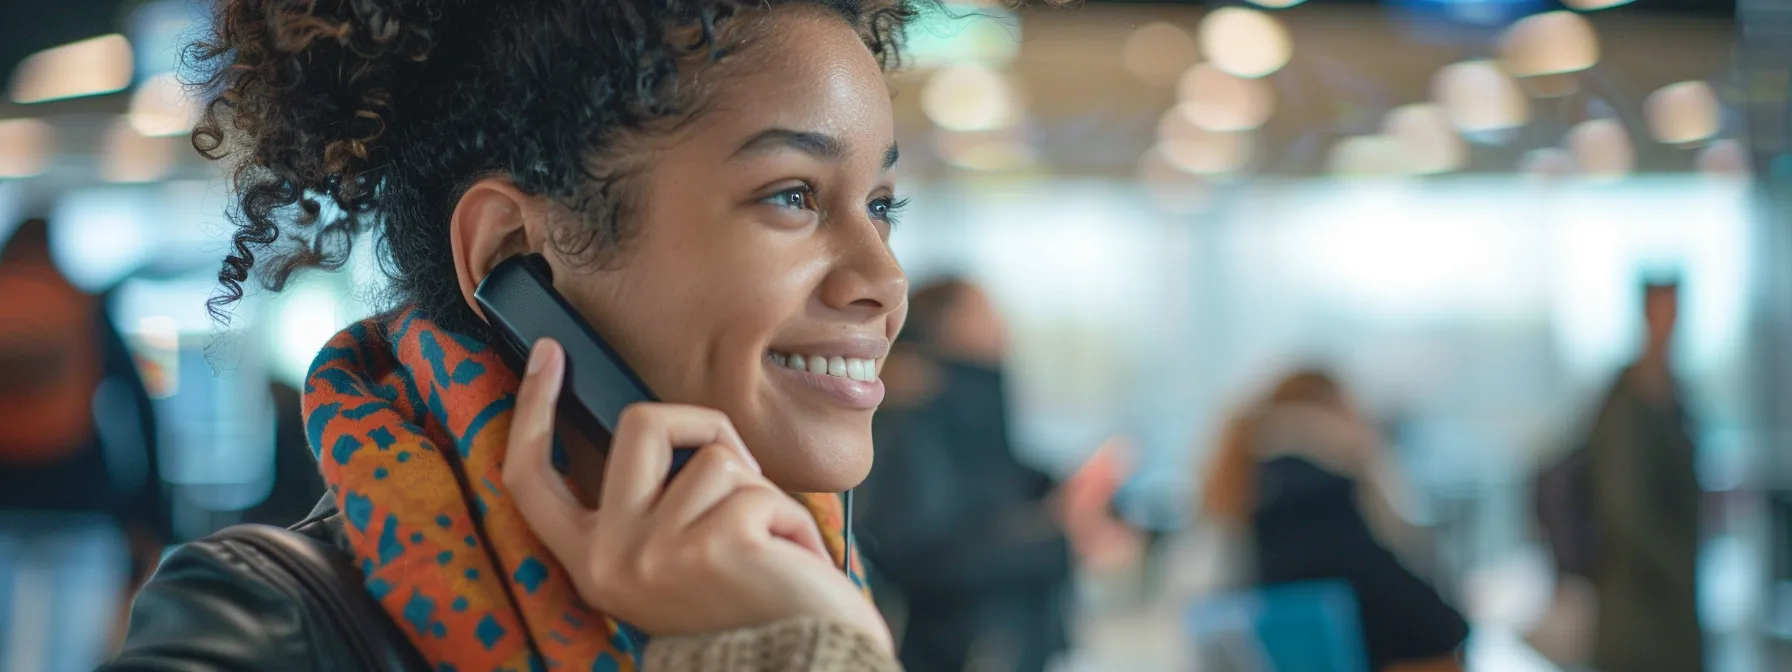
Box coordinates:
[563,224,824,406]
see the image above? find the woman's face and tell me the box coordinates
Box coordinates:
[548,6,906,492]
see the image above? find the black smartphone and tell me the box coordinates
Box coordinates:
[474,253,691,474]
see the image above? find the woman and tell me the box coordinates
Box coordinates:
[1199,371,1467,672]
[106,0,936,669]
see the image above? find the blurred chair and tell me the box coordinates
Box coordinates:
[1186,580,1370,672]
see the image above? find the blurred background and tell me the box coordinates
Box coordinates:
[3,0,1790,670]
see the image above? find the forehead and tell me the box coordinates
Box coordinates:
[689,7,893,148]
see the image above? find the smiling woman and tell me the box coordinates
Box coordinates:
[99,1,973,671]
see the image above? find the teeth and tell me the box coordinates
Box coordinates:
[770,351,880,382]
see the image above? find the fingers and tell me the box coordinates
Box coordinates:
[692,487,829,563]
[604,403,756,516]
[502,339,586,553]
[651,444,759,531]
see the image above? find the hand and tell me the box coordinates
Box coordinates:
[502,339,891,653]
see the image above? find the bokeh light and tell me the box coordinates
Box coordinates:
[1382,103,1466,175]
[100,118,176,183]
[1198,8,1293,79]
[1157,106,1252,175]
[922,64,1024,132]
[1328,135,1410,177]
[127,72,201,138]
[933,128,1038,172]
[1696,138,1749,177]
[1644,81,1722,145]
[1500,11,1600,77]
[1563,0,1637,10]
[0,118,55,178]
[1123,22,1199,87]
[1176,64,1276,131]
[1432,60,1531,134]
[1567,118,1634,181]
[9,34,134,104]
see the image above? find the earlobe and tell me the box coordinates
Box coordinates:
[450,179,537,322]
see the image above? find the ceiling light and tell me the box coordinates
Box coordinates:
[921,64,1023,132]
[101,118,177,183]
[1499,11,1599,77]
[933,128,1036,172]
[0,119,55,178]
[10,34,134,104]
[1245,0,1307,7]
[1696,139,1748,177]
[1566,118,1633,181]
[1432,60,1530,133]
[1644,81,1721,145]
[1327,135,1410,177]
[1176,64,1275,131]
[1198,8,1292,79]
[1157,106,1251,175]
[1123,22,1198,88]
[1563,0,1636,10]
[128,72,201,137]
[1156,136,1251,176]
[1382,104,1465,174]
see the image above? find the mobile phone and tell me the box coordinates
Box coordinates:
[474,253,691,473]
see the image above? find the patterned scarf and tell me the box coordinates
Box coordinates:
[303,308,863,671]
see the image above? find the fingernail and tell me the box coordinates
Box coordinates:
[527,340,549,375]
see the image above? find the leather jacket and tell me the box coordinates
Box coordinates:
[103,498,902,672]
[101,497,430,671]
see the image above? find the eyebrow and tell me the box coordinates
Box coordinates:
[731,128,901,172]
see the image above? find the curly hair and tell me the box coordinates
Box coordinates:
[186,0,925,340]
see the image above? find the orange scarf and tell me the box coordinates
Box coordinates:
[303,308,863,671]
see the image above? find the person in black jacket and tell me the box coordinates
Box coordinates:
[0,219,168,669]
[1202,371,1467,672]
[857,279,1073,672]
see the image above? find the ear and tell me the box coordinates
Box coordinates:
[451,178,545,322]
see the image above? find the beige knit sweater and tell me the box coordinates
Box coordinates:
[644,617,902,671]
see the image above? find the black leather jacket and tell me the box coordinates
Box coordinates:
[101,498,430,671]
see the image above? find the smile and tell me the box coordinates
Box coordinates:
[765,349,887,410]
[767,351,880,382]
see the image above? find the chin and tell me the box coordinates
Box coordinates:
[757,430,875,493]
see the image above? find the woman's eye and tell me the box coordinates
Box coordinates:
[869,196,909,225]
[764,187,812,211]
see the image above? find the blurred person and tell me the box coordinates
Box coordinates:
[1199,370,1467,672]
[98,1,968,670]
[0,218,168,669]
[1585,280,1703,672]
[238,381,328,527]
[858,279,1134,672]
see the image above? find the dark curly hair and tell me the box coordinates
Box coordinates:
[186,0,925,340]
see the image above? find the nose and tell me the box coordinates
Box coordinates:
[818,224,907,319]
